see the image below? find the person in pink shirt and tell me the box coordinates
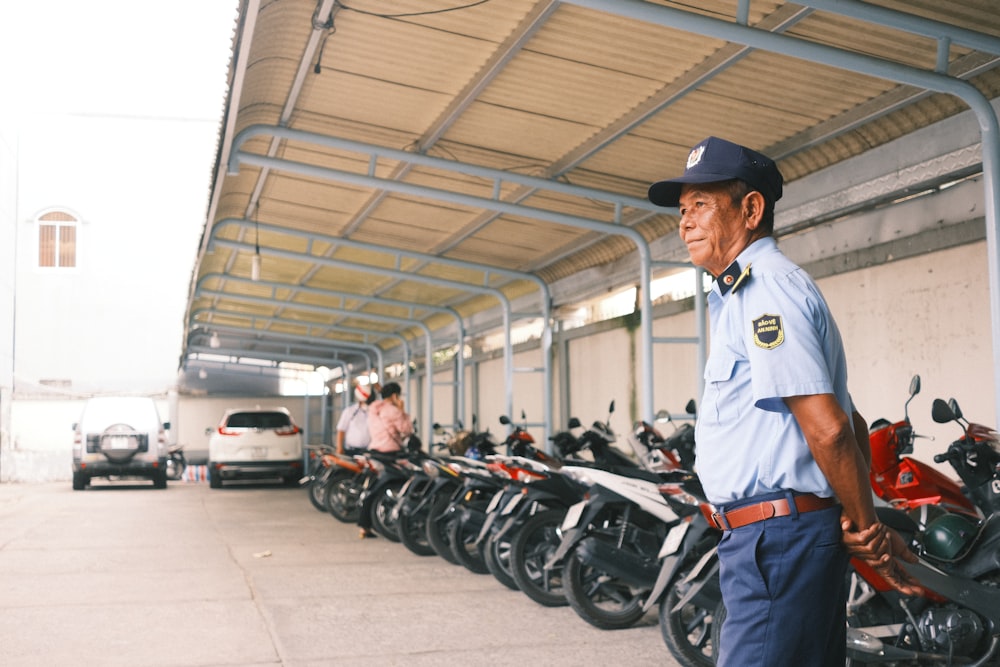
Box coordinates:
[366,382,412,453]
[358,382,413,538]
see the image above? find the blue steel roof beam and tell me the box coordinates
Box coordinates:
[193,291,435,443]
[188,316,398,356]
[225,142,653,425]
[188,326,385,375]
[565,0,1000,464]
[189,306,411,373]
[196,271,468,424]
[187,324,384,379]
[203,235,522,440]
[190,316,406,400]
[799,0,1000,59]
[228,125,662,216]
[335,0,559,238]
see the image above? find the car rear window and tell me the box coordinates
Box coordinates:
[225,411,292,429]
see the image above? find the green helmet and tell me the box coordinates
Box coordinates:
[921,513,978,561]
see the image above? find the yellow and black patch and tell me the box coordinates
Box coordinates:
[752,314,784,349]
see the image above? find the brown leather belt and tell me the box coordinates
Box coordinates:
[710,493,837,530]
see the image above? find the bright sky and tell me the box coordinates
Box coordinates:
[1,0,237,122]
[0,1,239,393]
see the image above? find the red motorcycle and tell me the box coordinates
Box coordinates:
[867,375,979,518]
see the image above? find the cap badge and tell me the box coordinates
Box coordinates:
[686,145,706,169]
[752,314,784,350]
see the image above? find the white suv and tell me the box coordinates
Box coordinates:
[72,396,169,490]
[208,407,304,488]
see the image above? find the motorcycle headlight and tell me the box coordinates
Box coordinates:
[560,466,594,487]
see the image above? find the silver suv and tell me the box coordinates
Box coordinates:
[72,396,169,490]
[207,407,304,488]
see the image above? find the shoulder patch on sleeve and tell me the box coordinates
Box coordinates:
[752,314,784,349]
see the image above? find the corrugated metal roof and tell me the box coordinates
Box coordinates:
[183,0,1000,392]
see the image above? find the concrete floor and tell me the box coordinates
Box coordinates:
[0,480,682,666]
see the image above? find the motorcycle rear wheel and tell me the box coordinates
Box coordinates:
[509,509,568,607]
[564,549,647,630]
[324,470,362,523]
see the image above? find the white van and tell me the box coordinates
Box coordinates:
[72,396,170,490]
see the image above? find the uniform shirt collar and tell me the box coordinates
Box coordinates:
[714,237,777,296]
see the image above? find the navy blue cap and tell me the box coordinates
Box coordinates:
[648,136,783,208]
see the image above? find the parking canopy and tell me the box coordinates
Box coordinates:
[182,0,1000,429]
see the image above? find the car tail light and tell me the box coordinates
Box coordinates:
[274,425,300,436]
[217,426,241,436]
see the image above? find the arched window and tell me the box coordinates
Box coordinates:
[36,210,78,268]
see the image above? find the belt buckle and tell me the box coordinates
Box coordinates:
[710,511,729,531]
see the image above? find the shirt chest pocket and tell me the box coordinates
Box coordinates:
[703,353,744,424]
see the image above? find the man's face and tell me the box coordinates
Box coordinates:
[677,181,750,277]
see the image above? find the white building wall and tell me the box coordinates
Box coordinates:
[13,113,214,396]
[0,121,17,481]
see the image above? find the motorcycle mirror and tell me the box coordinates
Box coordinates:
[685,398,697,416]
[499,415,511,425]
[608,400,615,414]
[520,409,527,420]
[568,417,582,429]
[947,398,965,423]
[931,398,956,424]
[903,374,920,421]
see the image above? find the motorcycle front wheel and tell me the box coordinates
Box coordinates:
[564,548,647,630]
[397,503,436,556]
[324,470,362,523]
[509,508,567,607]
[370,480,405,542]
[308,471,333,512]
[449,511,490,574]
[660,570,717,667]
[483,532,519,590]
[426,492,461,565]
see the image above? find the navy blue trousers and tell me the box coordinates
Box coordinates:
[715,491,848,667]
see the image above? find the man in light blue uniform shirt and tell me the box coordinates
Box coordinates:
[649,137,918,667]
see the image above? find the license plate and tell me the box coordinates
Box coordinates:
[251,446,267,459]
[500,493,522,516]
[561,500,587,532]
[657,521,690,558]
[108,436,130,449]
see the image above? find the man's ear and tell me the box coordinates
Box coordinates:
[743,190,766,231]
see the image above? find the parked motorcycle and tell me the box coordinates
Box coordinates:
[546,462,686,630]
[166,443,187,481]
[627,400,697,472]
[868,375,979,517]
[323,452,380,523]
[931,396,1000,517]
